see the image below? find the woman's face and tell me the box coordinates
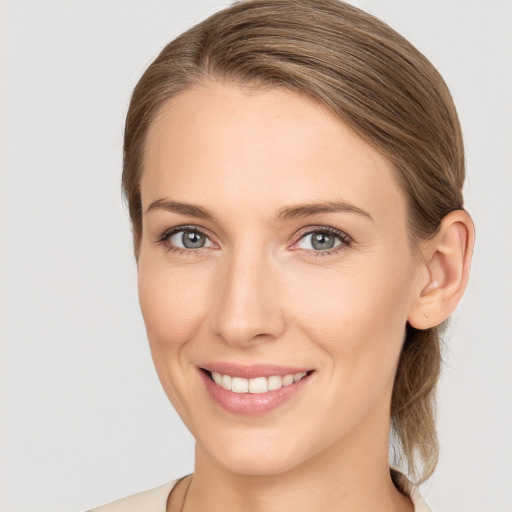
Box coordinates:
[138,82,424,475]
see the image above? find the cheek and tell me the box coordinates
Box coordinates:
[284,261,414,445]
[137,262,212,353]
[137,260,215,420]
[293,257,413,372]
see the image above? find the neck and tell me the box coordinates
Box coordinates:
[183,404,413,512]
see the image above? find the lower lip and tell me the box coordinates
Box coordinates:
[199,369,312,416]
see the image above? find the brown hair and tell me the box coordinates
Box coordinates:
[123,0,464,483]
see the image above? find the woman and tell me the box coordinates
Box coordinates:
[91,0,474,510]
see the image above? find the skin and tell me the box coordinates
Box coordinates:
[137,82,473,512]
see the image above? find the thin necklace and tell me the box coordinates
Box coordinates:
[179,476,192,512]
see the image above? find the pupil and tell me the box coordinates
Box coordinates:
[312,232,334,250]
[182,231,205,249]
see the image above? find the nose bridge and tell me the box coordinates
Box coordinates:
[211,243,285,346]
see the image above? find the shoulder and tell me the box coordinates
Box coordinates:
[87,479,180,512]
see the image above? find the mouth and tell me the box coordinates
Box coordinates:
[198,365,315,416]
[203,369,311,394]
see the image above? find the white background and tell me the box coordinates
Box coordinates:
[1,1,511,511]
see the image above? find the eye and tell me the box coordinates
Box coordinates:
[170,229,212,249]
[294,227,352,254]
[157,226,216,252]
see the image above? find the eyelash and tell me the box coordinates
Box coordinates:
[155,225,353,258]
[293,226,353,257]
[155,225,214,257]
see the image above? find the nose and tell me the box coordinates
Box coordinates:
[209,247,286,347]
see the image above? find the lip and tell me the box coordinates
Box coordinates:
[200,362,313,379]
[198,363,314,416]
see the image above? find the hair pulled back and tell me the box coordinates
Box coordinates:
[123,0,465,483]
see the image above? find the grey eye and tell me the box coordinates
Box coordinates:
[311,232,335,250]
[297,231,342,251]
[170,229,212,249]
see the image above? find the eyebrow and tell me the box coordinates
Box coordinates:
[146,199,214,219]
[275,201,373,222]
[145,199,373,222]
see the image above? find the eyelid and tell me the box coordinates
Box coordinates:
[155,224,353,256]
[155,224,219,252]
[289,225,353,253]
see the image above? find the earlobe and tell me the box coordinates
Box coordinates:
[408,210,475,330]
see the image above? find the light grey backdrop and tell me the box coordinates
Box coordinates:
[1,1,511,511]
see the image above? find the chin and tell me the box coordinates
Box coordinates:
[198,429,306,476]
[216,450,299,477]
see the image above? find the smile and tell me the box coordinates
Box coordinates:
[199,365,314,416]
[210,371,309,394]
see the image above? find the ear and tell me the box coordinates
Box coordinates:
[408,210,475,329]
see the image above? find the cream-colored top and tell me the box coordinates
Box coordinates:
[89,473,432,512]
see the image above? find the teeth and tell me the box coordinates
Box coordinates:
[267,375,283,391]
[282,374,294,386]
[248,376,268,394]
[231,377,249,393]
[210,371,308,394]
[221,374,232,391]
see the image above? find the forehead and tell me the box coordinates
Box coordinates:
[141,82,407,228]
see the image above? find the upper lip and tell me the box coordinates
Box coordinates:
[200,362,314,379]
